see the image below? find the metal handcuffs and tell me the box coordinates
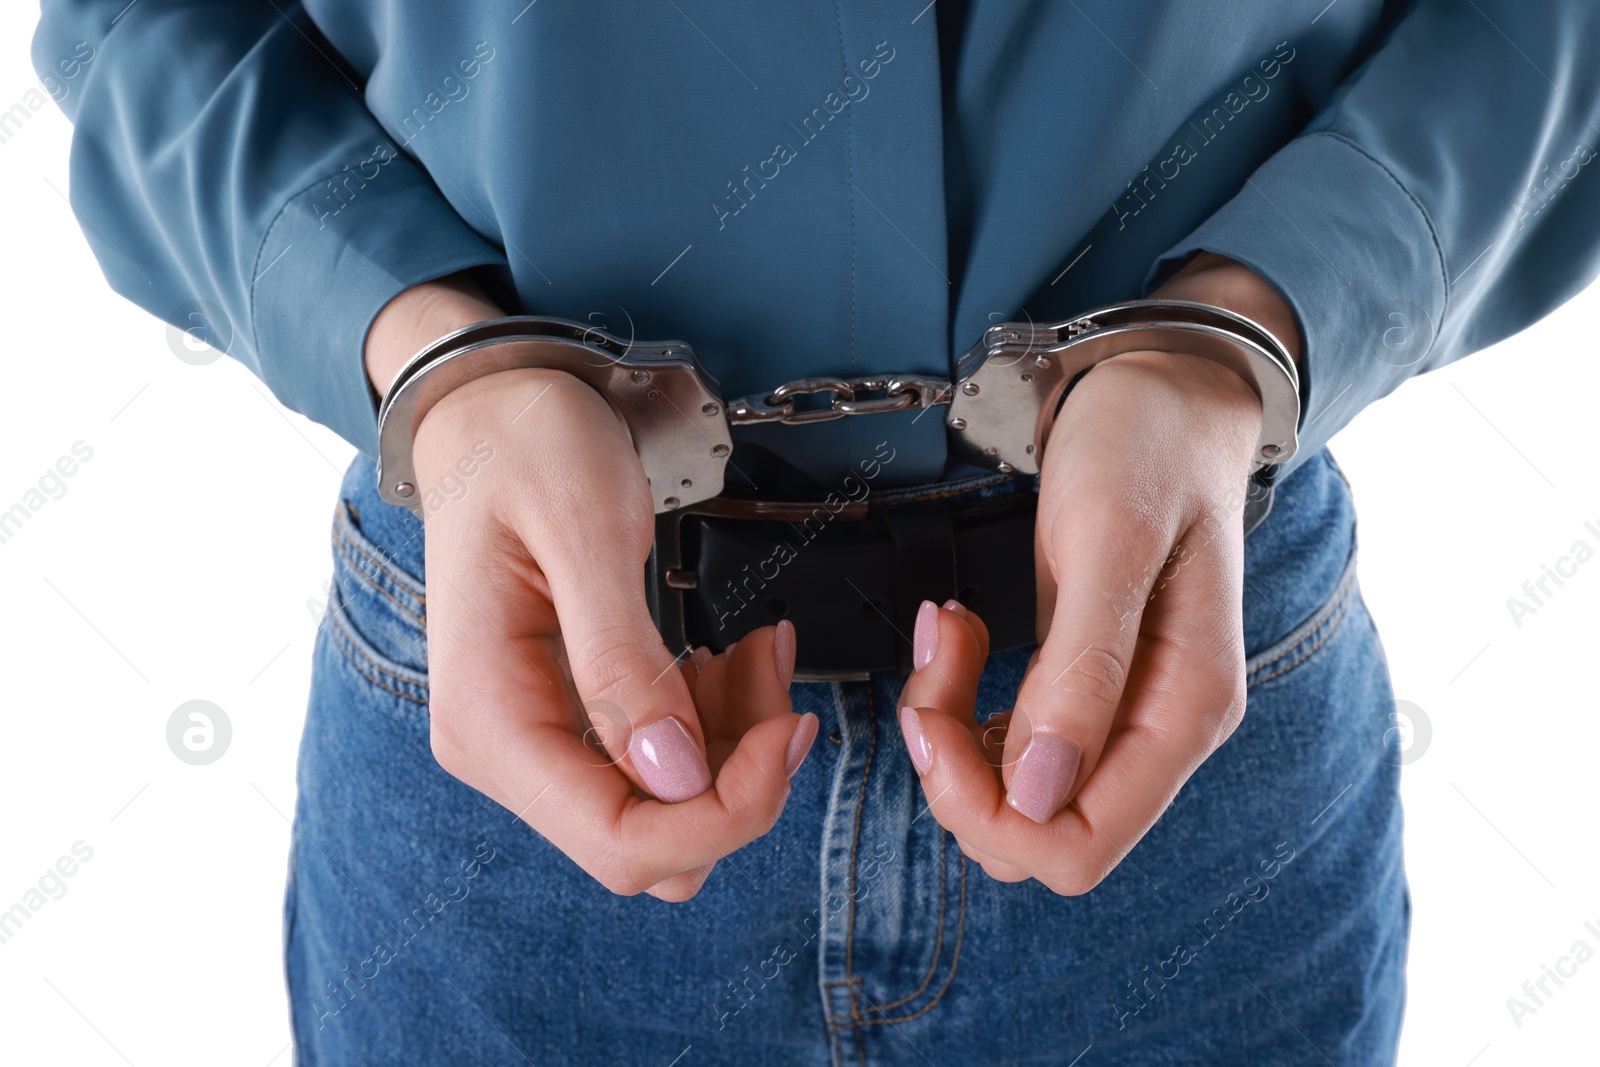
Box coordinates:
[376,299,1300,520]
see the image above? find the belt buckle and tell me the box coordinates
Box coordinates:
[647,496,878,682]
[646,485,1040,682]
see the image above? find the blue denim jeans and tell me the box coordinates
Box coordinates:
[285,447,1407,1066]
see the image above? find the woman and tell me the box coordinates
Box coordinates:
[36,1,1599,1063]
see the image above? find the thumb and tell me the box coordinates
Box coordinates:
[1006,500,1174,824]
[549,527,713,804]
[515,446,713,804]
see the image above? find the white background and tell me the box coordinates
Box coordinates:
[2,9,1597,1066]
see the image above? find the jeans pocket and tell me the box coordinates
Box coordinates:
[1244,539,1360,689]
[323,497,430,694]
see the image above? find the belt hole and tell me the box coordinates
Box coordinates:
[859,597,887,619]
[765,596,789,618]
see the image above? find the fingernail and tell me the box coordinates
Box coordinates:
[629,716,713,803]
[690,645,712,668]
[1006,734,1081,824]
[913,600,939,670]
[784,712,819,778]
[774,619,796,689]
[899,706,934,774]
[726,639,740,655]
[941,598,967,617]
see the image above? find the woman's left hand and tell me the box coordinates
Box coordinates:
[894,254,1300,893]
[897,348,1260,891]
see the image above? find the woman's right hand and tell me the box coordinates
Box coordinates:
[368,279,817,901]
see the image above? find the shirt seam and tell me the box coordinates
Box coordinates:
[1312,128,1452,345]
[830,1,858,376]
[248,168,365,363]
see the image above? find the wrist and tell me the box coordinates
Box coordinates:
[365,273,505,398]
[1086,349,1264,446]
[1149,252,1303,373]
[414,367,590,460]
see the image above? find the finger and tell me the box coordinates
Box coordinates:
[611,710,815,885]
[975,710,1013,768]
[955,836,1030,882]
[724,620,797,731]
[941,597,990,662]
[1034,513,1247,893]
[426,504,811,893]
[910,508,1247,894]
[897,615,1029,888]
[691,645,728,730]
[899,600,985,730]
[898,702,1028,854]
[679,645,713,705]
[497,709,813,895]
[512,458,715,804]
[1006,484,1183,825]
[900,701,1111,882]
[646,863,715,902]
[697,623,798,775]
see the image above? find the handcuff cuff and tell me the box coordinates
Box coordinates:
[375,298,1301,534]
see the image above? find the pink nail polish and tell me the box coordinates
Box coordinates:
[690,646,712,668]
[941,598,967,616]
[774,619,796,689]
[913,600,939,669]
[784,712,819,778]
[629,716,712,803]
[899,706,934,774]
[1006,734,1081,824]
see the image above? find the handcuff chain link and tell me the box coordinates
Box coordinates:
[725,374,955,426]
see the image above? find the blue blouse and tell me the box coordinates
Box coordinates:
[34,0,1600,487]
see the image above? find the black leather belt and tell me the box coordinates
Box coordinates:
[646,481,1039,680]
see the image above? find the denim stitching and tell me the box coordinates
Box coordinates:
[859,828,948,1014]
[828,695,973,1030]
[1244,539,1356,678]
[1245,549,1358,687]
[338,511,427,606]
[327,592,430,700]
[851,854,967,1027]
[339,524,427,614]
[1248,593,1353,690]
[327,595,428,690]
[329,625,430,706]
[337,498,425,597]
[335,533,427,631]
[823,991,870,1064]
[1246,584,1343,682]
[841,683,880,1002]
[336,501,427,606]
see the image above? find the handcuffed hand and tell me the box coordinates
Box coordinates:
[896,346,1262,892]
[894,253,1301,894]
[367,278,817,902]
